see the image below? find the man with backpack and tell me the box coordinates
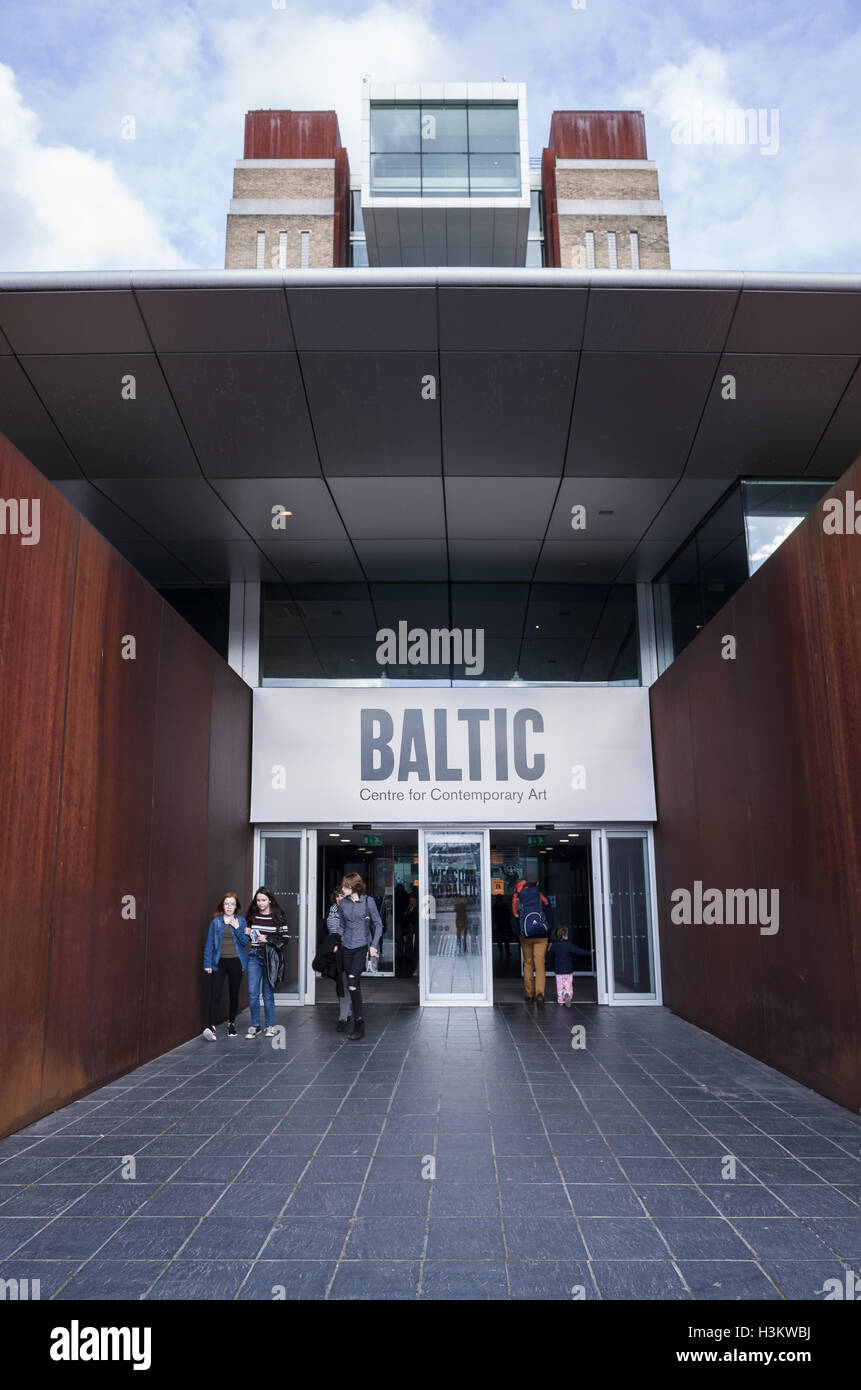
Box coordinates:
[512,878,554,1005]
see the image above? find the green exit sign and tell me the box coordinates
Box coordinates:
[364,834,383,846]
[527,835,546,847]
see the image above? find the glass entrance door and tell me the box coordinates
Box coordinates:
[418,829,491,1006]
[597,830,661,1004]
[257,831,307,1000]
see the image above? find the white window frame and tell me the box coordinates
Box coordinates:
[255,230,266,270]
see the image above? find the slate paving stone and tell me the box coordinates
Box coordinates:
[420,1260,508,1300]
[732,1219,835,1259]
[803,1219,861,1258]
[426,1219,506,1259]
[634,1185,719,1219]
[578,1218,669,1260]
[262,1218,348,1260]
[53,1259,169,1300]
[503,1216,585,1259]
[64,1184,160,1218]
[146,1261,252,1299]
[239,1261,336,1300]
[0,1218,51,1258]
[0,1259,81,1298]
[16,1218,123,1260]
[507,1260,595,1299]
[344,1218,427,1260]
[330,1260,420,1300]
[98,1219,198,1259]
[763,1260,855,1300]
[591,1260,690,1300]
[567,1184,645,1217]
[677,1261,784,1300]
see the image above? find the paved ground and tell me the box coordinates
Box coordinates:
[1,1001,859,1300]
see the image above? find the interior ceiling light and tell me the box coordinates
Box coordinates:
[272,508,293,517]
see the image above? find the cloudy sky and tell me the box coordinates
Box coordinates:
[1,0,859,273]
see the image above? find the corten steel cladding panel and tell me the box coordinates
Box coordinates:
[0,430,253,1139]
[549,111,648,161]
[0,435,78,1135]
[650,455,861,1112]
[41,527,162,1111]
[140,604,217,1063]
[243,109,341,159]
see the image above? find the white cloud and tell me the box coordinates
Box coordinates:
[0,62,187,271]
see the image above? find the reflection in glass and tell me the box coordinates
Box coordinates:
[260,835,302,994]
[468,153,521,195]
[370,153,421,195]
[742,480,832,575]
[370,104,420,152]
[426,835,485,996]
[467,104,519,152]
[421,152,469,197]
[420,105,467,152]
[606,836,654,997]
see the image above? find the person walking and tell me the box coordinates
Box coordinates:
[548,927,577,1007]
[202,892,248,1041]
[513,877,554,1006]
[244,886,287,1039]
[333,872,383,1041]
[326,888,353,1032]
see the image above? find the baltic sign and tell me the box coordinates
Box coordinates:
[251,688,656,823]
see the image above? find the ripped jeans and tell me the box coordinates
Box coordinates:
[340,945,368,1020]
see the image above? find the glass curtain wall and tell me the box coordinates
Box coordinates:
[370,102,520,197]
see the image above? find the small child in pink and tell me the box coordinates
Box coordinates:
[551,927,577,1007]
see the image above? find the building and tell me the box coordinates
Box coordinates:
[225,86,671,270]
[1,84,860,1140]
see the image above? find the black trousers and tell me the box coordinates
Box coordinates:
[342,945,368,1019]
[210,958,242,1025]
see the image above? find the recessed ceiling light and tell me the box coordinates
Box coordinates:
[598,509,614,515]
[328,833,340,837]
[272,508,293,517]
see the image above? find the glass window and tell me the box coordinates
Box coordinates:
[468,152,521,195]
[421,152,469,197]
[420,104,467,152]
[605,835,656,999]
[349,239,369,267]
[528,191,543,236]
[742,479,832,575]
[370,104,420,152]
[261,581,639,685]
[467,103,519,152]
[370,152,421,195]
[525,239,545,267]
[350,190,365,235]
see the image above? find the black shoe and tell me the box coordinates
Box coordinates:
[336,1016,352,1033]
[536,993,545,1006]
[347,1018,365,1041]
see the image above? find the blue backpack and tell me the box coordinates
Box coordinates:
[518,884,548,938]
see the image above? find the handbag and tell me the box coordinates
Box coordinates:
[364,896,379,972]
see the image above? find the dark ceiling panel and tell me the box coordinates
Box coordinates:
[727,291,861,355]
[583,288,737,353]
[161,353,319,477]
[327,476,445,538]
[445,475,558,539]
[136,288,295,352]
[53,480,155,544]
[438,288,588,351]
[448,538,540,580]
[441,351,577,476]
[0,290,150,354]
[0,358,81,480]
[640,478,732,543]
[685,355,857,477]
[108,539,201,585]
[97,478,248,542]
[172,540,282,584]
[286,287,437,350]
[566,352,718,477]
[19,355,198,478]
[259,538,364,582]
[546,477,677,541]
[209,478,346,540]
[806,363,861,479]
[534,538,633,582]
[353,539,448,581]
[300,352,440,476]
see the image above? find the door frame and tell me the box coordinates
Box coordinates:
[594,826,663,1006]
[418,827,492,1007]
[253,827,314,1005]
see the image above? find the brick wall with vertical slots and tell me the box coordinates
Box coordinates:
[0,431,253,1138]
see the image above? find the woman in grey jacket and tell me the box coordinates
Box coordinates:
[333,872,383,1041]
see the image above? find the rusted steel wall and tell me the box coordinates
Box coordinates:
[651,458,861,1111]
[0,431,253,1138]
[243,109,341,158]
[549,111,648,160]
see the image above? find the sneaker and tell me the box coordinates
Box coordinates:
[563,993,573,1009]
[264,1026,276,1038]
[227,1023,237,1037]
[203,1026,216,1042]
[246,1026,262,1039]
